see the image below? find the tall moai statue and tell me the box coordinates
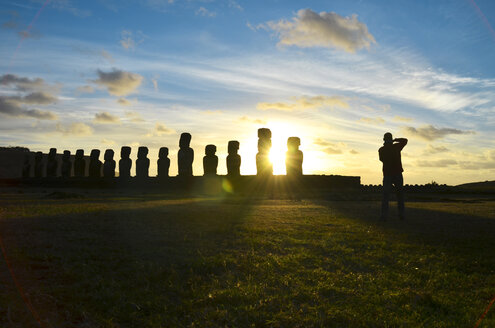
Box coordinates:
[157,147,170,178]
[136,146,150,178]
[203,144,218,175]
[46,148,58,177]
[103,149,116,178]
[256,128,273,176]
[89,149,102,178]
[34,151,44,178]
[286,137,303,176]
[119,146,132,178]
[178,132,194,176]
[74,149,86,177]
[61,150,72,178]
[22,154,31,178]
[227,140,241,177]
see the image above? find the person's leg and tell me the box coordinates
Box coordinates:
[381,176,392,220]
[395,174,405,219]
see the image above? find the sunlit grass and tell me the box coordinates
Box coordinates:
[1,193,494,327]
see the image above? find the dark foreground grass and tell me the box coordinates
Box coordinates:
[1,192,494,327]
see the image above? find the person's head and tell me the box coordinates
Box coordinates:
[383,132,393,144]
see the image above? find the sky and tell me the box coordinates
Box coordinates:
[0,0,494,185]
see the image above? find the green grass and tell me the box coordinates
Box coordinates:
[1,192,495,327]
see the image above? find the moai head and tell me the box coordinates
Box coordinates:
[63,150,71,160]
[205,144,216,156]
[257,138,272,154]
[287,137,300,151]
[104,149,114,161]
[35,151,43,161]
[121,146,131,159]
[48,148,57,159]
[179,132,192,149]
[23,154,30,164]
[258,128,272,139]
[90,149,100,160]
[138,146,148,159]
[159,147,169,158]
[228,141,239,155]
[75,149,84,159]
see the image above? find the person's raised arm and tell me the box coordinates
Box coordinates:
[394,138,408,149]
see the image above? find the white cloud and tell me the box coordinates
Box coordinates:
[92,69,143,96]
[267,9,376,52]
[125,111,145,123]
[257,95,348,111]
[151,78,158,91]
[120,30,146,50]
[117,98,134,106]
[76,85,94,94]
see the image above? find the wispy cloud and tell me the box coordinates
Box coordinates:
[92,69,143,96]
[55,122,93,136]
[257,95,348,111]
[403,125,474,141]
[76,85,94,94]
[239,116,267,125]
[423,144,449,154]
[0,97,57,120]
[196,7,216,17]
[314,138,345,154]
[416,159,457,167]
[120,30,146,50]
[266,9,376,52]
[125,111,145,123]
[94,112,121,124]
[116,98,135,106]
[359,117,385,125]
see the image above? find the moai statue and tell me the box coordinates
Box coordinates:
[46,148,58,177]
[286,137,303,176]
[178,132,194,176]
[256,128,273,176]
[61,150,72,178]
[136,147,150,178]
[34,151,44,178]
[22,154,31,178]
[157,147,170,178]
[74,149,86,177]
[103,149,116,178]
[203,144,218,175]
[226,140,241,177]
[119,146,132,178]
[89,149,102,178]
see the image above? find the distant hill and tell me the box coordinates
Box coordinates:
[456,180,495,191]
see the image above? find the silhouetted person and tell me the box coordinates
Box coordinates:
[286,137,303,176]
[119,146,132,178]
[89,149,102,178]
[227,140,241,176]
[178,132,194,176]
[74,149,86,177]
[103,149,116,178]
[34,151,43,178]
[256,128,272,176]
[61,150,72,178]
[203,144,218,175]
[379,132,408,220]
[46,148,58,177]
[22,154,31,178]
[157,147,170,178]
[136,146,150,178]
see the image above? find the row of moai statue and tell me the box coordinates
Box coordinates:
[22,129,303,178]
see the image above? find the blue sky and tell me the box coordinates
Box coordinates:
[1,0,494,184]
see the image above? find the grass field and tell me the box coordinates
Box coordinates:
[1,191,495,327]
